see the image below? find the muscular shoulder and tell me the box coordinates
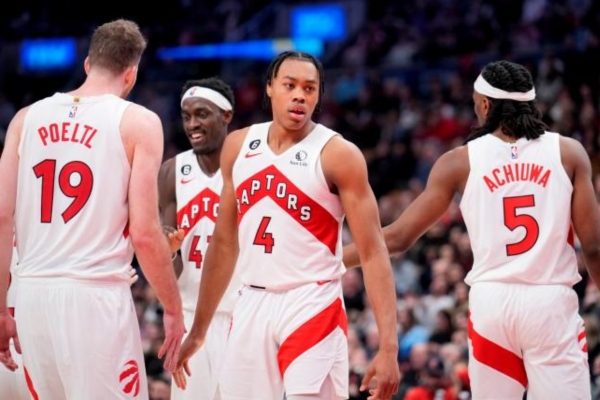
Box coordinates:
[320,135,368,189]
[220,126,250,174]
[429,144,470,193]
[559,134,589,179]
[159,156,177,183]
[121,104,161,139]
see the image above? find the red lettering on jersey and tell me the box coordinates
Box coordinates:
[37,123,98,148]
[176,188,220,235]
[483,163,552,193]
[236,165,339,254]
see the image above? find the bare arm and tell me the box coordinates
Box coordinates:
[0,108,25,314]
[187,129,245,340]
[563,137,600,288]
[173,128,246,389]
[343,147,468,267]
[323,136,400,398]
[158,158,183,277]
[124,105,182,314]
[0,107,27,370]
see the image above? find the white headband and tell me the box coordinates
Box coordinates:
[180,86,233,111]
[474,74,535,101]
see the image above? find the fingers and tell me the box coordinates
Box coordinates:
[13,335,21,354]
[0,348,17,371]
[360,367,375,392]
[183,360,192,377]
[172,367,187,390]
[128,267,139,286]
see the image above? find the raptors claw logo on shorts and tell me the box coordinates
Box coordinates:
[119,360,140,397]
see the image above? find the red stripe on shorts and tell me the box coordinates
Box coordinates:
[24,367,39,400]
[468,313,528,388]
[278,297,346,377]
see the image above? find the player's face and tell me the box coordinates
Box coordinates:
[267,58,319,131]
[472,91,489,126]
[181,97,228,155]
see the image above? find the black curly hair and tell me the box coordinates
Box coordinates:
[180,77,235,109]
[466,60,547,143]
[262,51,325,113]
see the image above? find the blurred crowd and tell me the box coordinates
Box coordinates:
[3,1,600,399]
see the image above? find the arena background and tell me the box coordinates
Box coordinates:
[2,1,600,399]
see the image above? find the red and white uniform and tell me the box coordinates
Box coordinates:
[171,149,240,400]
[13,93,147,400]
[219,122,348,400]
[461,132,589,399]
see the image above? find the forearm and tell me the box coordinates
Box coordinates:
[0,220,13,313]
[133,233,182,313]
[361,249,399,350]
[189,239,238,339]
[583,248,600,290]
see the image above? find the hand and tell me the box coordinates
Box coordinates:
[158,310,186,373]
[163,226,185,253]
[128,266,139,286]
[360,349,401,400]
[172,335,205,390]
[0,313,20,371]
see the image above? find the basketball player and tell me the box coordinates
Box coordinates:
[158,77,240,400]
[344,60,600,400]
[0,19,185,399]
[173,51,400,400]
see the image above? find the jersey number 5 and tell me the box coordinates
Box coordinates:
[503,195,539,256]
[34,159,93,223]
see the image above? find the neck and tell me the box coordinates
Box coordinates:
[268,121,316,154]
[195,152,220,176]
[69,70,127,98]
[492,129,518,143]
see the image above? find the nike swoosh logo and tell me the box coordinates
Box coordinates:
[244,152,262,158]
[180,177,195,184]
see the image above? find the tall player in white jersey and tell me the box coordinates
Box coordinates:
[158,77,240,400]
[344,60,600,400]
[0,19,185,399]
[173,51,400,400]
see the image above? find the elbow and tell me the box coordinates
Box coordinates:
[385,230,411,255]
[129,226,161,252]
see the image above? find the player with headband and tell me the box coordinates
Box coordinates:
[344,59,600,400]
[158,77,240,400]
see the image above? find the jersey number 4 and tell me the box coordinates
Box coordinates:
[188,235,211,268]
[253,217,274,253]
[503,195,539,256]
[34,159,93,223]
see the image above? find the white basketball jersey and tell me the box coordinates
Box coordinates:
[175,150,239,314]
[232,122,345,289]
[15,93,133,281]
[461,132,578,286]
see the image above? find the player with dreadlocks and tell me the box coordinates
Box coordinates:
[173,51,400,400]
[344,59,600,400]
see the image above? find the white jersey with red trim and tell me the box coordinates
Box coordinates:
[461,132,578,286]
[175,149,239,314]
[232,122,345,289]
[15,93,133,281]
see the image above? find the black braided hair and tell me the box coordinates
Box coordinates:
[465,60,547,143]
[180,77,235,109]
[262,51,325,113]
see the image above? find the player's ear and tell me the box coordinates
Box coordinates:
[84,57,91,75]
[266,81,273,98]
[222,109,233,125]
